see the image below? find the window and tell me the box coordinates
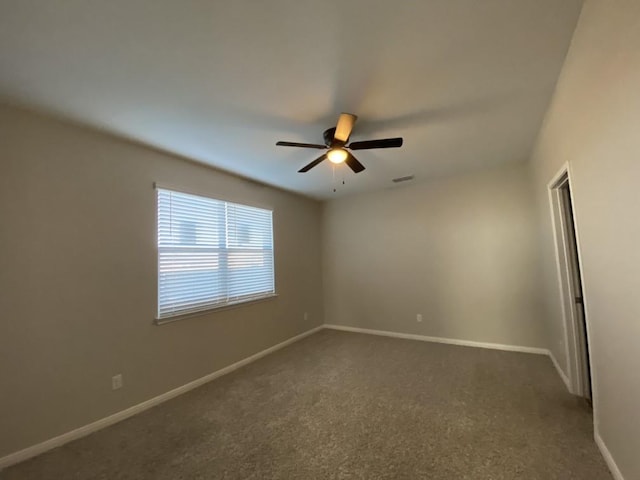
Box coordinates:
[156,188,275,320]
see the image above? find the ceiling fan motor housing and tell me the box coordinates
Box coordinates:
[323,127,338,146]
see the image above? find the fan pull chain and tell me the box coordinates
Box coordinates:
[332,164,337,193]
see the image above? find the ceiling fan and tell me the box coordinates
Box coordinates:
[276,113,403,173]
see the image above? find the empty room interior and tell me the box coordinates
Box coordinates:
[1,1,639,479]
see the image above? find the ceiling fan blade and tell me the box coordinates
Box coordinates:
[348,137,403,150]
[276,141,327,149]
[334,113,358,144]
[345,151,365,173]
[298,153,327,173]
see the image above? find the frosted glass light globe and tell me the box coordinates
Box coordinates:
[327,148,348,164]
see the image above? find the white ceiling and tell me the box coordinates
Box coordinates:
[0,0,583,199]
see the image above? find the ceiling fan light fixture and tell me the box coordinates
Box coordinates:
[327,148,348,164]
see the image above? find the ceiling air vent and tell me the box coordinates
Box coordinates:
[392,175,414,184]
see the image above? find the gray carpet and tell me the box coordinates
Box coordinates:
[2,329,611,479]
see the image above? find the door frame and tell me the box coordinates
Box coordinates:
[547,163,593,399]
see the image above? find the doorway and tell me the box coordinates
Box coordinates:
[549,167,592,401]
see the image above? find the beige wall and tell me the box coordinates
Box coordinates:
[530,1,640,478]
[323,163,545,348]
[0,105,324,458]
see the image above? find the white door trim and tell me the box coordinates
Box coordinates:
[547,169,574,392]
[547,163,598,412]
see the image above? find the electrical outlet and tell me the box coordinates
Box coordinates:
[112,374,123,390]
[417,314,423,322]
[304,312,309,321]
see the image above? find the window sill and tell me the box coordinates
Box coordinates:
[154,293,279,326]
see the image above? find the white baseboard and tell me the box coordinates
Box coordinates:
[0,325,323,470]
[548,351,572,392]
[323,324,549,355]
[4,323,622,479]
[323,325,577,393]
[324,324,628,478]
[595,430,625,480]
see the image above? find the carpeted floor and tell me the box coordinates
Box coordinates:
[2,329,612,479]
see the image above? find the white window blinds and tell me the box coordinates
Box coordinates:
[157,188,274,319]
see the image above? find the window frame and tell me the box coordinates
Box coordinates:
[154,185,276,324]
